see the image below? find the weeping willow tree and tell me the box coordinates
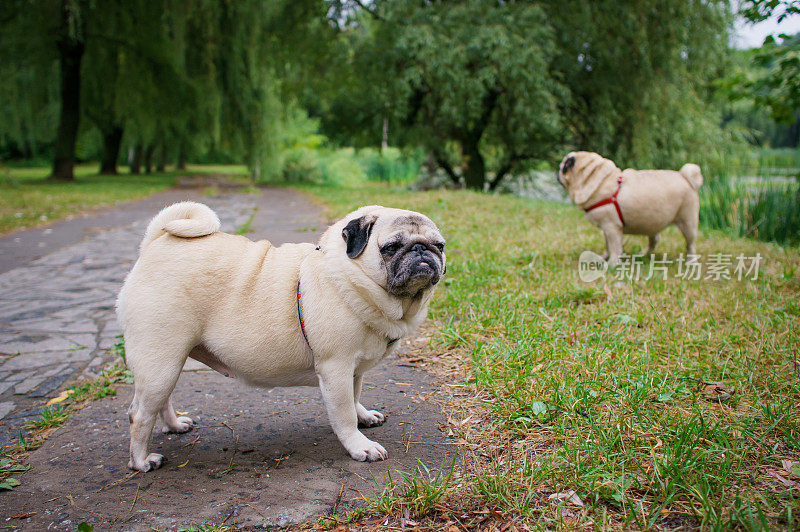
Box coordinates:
[542,0,736,171]
[0,0,81,177]
[1,0,331,180]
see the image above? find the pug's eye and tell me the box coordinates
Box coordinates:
[380,242,402,255]
[434,242,445,252]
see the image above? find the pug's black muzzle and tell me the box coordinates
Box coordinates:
[387,243,443,298]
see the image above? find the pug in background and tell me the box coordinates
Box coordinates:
[557,151,703,265]
[116,202,445,472]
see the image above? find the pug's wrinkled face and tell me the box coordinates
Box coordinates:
[341,209,446,299]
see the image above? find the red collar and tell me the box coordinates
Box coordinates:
[583,175,624,225]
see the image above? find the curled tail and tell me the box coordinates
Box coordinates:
[139,201,221,253]
[679,163,703,191]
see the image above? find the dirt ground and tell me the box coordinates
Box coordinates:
[1,351,452,530]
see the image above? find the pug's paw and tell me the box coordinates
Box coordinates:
[162,416,194,434]
[346,435,388,462]
[357,404,386,428]
[128,452,164,472]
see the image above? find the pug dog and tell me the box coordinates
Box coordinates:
[116,202,445,472]
[557,151,703,265]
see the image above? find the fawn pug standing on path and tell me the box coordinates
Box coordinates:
[116,201,446,472]
[557,151,703,265]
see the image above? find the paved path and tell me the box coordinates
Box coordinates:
[0,187,451,530]
[0,190,264,445]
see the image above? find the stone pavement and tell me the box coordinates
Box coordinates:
[0,187,452,530]
[0,188,312,446]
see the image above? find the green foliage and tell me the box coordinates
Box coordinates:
[176,524,230,532]
[68,362,134,403]
[325,0,740,189]
[700,156,800,245]
[281,143,421,186]
[756,147,800,168]
[547,0,737,174]
[331,0,564,189]
[0,0,333,177]
[359,148,424,184]
[317,508,365,529]
[0,457,30,491]
[108,334,126,364]
[371,457,457,517]
[26,405,71,430]
[740,0,800,23]
[0,164,179,232]
[235,212,256,235]
[751,35,800,124]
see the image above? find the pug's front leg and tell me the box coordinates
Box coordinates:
[602,224,624,266]
[317,360,388,462]
[353,373,386,428]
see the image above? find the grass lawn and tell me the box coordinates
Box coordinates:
[304,184,800,530]
[0,163,248,234]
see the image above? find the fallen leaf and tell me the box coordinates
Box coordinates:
[548,489,584,506]
[45,389,74,406]
[782,460,799,477]
[400,507,419,528]
[699,381,735,403]
[10,512,36,519]
[769,471,800,489]
[177,459,189,468]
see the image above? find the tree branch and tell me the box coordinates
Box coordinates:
[434,151,460,185]
[351,0,384,21]
[488,161,514,191]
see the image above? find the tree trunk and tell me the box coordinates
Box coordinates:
[99,126,123,175]
[381,101,389,153]
[463,140,486,190]
[144,145,155,174]
[177,141,187,170]
[130,144,143,174]
[50,0,85,181]
[156,143,167,172]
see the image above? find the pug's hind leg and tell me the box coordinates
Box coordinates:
[645,234,660,256]
[126,338,189,472]
[676,216,698,257]
[353,374,385,428]
[160,397,195,434]
[317,360,388,462]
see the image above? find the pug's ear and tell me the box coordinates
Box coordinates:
[561,156,575,175]
[342,215,377,259]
